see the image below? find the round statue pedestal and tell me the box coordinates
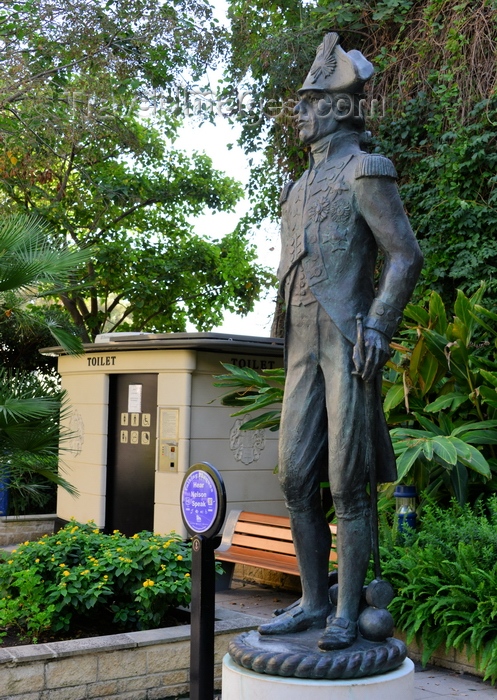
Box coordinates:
[222,654,414,700]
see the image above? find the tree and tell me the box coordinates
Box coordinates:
[224,0,497,309]
[0,0,272,341]
[0,213,91,513]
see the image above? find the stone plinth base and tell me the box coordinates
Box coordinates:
[222,654,414,700]
[228,628,407,679]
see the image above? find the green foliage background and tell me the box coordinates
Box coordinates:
[381,497,497,682]
[0,214,93,514]
[225,0,497,307]
[0,369,70,516]
[215,286,497,507]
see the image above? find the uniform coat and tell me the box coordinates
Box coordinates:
[278,131,423,489]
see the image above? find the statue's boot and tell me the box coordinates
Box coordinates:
[259,507,331,635]
[258,605,327,634]
[318,616,358,650]
[318,512,370,651]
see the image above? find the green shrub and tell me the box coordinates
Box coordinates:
[385,285,497,506]
[215,286,497,507]
[381,497,497,682]
[0,520,192,642]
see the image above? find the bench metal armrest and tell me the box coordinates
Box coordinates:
[216,509,242,553]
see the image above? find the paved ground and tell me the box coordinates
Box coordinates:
[215,581,496,699]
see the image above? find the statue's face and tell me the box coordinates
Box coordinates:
[294,91,338,145]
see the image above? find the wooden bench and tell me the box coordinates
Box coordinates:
[215,510,337,590]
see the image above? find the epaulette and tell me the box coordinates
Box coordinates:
[280,180,294,204]
[355,154,397,180]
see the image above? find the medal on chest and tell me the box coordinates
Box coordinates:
[306,159,353,253]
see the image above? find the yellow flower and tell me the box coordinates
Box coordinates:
[176,555,183,561]
[184,573,190,578]
[59,563,67,568]
[93,529,100,534]
[142,579,154,587]
[56,541,61,545]
[80,570,90,575]
[113,529,120,534]
[24,541,29,546]
[63,570,70,577]
[70,526,78,533]
[132,534,139,539]
[35,559,40,563]
[7,560,13,565]
[103,575,108,580]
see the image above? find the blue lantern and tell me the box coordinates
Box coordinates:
[394,485,417,532]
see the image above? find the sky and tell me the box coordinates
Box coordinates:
[174,1,281,338]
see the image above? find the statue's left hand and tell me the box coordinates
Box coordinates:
[352,328,390,382]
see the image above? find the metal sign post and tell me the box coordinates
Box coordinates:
[180,463,226,700]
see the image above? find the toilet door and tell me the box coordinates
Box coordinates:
[106,374,158,535]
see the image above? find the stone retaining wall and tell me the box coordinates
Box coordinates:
[0,608,263,700]
[232,563,302,593]
[0,515,56,547]
[396,630,484,679]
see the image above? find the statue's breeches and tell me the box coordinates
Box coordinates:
[279,301,369,520]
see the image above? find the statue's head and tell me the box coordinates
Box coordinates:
[295,33,374,145]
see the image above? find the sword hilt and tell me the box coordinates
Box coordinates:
[352,312,365,376]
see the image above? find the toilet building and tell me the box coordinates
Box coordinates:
[42,333,285,537]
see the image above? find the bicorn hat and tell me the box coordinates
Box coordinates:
[299,33,374,94]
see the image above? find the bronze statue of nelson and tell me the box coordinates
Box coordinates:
[258,33,423,651]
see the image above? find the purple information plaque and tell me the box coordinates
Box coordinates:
[181,465,225,537]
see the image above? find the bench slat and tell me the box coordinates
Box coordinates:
[231,533,296,556]
[234,521,294,541]
[236,511,337,535]
[237,511,294,527]
[232,523,337,545]
[217,546,300,576]
[218,539,338,562]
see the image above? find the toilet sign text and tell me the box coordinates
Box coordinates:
[87,355,117,367]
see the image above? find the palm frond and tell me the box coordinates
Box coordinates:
[0,213,89,294]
